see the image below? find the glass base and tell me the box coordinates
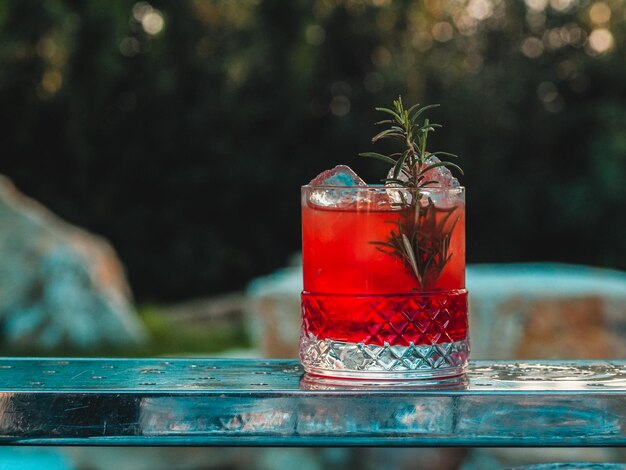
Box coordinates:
[300,332,469,382]
[300,372,469,389]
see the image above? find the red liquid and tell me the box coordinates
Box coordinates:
[302,291,468,346]
[302,195,467,347]
[302,203,465,294]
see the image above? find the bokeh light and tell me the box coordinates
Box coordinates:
[588,28,614,53]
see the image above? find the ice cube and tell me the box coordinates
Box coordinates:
[307,165,367,208]
[384,166,413,206]
[385,155,460,207]
[386,156,459,189]
[309,165,367,187]
[420,156,460,189]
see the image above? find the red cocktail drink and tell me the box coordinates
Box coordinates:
[300,185,468,381]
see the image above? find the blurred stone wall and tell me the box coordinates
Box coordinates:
[0,175,146,351]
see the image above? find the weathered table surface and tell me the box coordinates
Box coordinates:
[0,358,624,446]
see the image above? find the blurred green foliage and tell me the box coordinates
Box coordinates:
[0,0,625,301]
[0,305,250,357]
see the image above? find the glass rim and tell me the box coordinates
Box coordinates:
[301,184,465,192]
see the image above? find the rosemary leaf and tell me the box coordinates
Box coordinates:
[410,103,440,123]
[402,233,420,280]
[359,152,397,165]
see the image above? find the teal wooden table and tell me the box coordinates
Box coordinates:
[0,359,624,447]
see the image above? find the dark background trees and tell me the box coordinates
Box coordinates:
[1,0,625,302]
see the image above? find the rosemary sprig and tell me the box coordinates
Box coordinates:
[359,96,464,290]
[359,97,462,190]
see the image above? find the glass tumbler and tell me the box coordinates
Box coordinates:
[299,185,469,383]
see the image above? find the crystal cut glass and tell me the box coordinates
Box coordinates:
[300,185,468,383]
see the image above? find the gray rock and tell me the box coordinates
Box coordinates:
[0,175,146,350]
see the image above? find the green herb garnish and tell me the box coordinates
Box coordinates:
[359,96,464,290]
